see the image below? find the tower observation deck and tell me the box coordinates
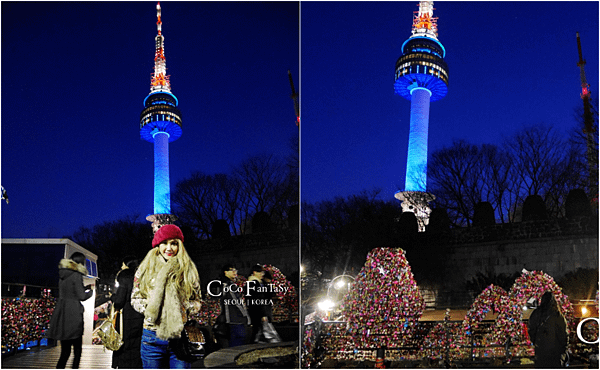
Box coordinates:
[140,2,182,230]
[394,1,448,231]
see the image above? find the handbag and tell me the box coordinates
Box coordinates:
[172,320,217,362]
[94,305,123,351]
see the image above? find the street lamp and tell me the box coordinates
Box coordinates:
[318,298,335,311]
[326,274,355,297]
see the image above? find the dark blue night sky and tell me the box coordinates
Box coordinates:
[301,1,599,204]
[1,2,299,238]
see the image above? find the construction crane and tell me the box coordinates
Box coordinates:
[288,70,299,126]
[576,33,598,203]
[1,186,7,204]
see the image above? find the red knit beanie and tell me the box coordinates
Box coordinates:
[152,224,184,248]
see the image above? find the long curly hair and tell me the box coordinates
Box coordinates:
[137,240,200,301]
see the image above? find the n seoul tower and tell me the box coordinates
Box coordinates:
[140,2,183,231]
[394,1,448,231]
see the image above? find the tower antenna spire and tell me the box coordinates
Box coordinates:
[411,1,439,40]
[151,1,170,93]
[156,1,162,35]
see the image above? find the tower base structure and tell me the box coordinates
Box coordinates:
[395,190,435,232]
[146,213,178,233]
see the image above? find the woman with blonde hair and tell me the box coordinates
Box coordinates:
[131,224,201,369]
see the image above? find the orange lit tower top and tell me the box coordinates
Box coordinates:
[151,2,171,93]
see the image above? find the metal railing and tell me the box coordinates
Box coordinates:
[302,318,598,367]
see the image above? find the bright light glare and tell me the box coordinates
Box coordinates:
[335,280,346,289]
[581,306,588,316]
[318,299,334,311]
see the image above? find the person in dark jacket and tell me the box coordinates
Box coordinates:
[261,270,275,323]
[215,264,250,347]
[111,256,144,368]
[527,291,568,368]
[47,252,94,369]
[257,270,281,343]
[246,264,268,343]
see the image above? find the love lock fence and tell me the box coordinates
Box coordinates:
[302,318,598,368]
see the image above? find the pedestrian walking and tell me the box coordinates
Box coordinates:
[110,256,144,368]
[246,264,268,343]
[214,264,250,347]
[528,291,569,368]
[47,252,94,369]
[258,270,281,343]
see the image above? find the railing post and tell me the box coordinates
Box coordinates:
[504,337,511,363]
[375,347,386,368]
[470,331,475,361]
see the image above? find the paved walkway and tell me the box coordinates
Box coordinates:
[2,344,114,369]
[2,342,299,369]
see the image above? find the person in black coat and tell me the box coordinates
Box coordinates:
[528,291,568,368]
[261,270,275,323]
[110,256,144,369]
[47,252,94,369]
[246,264,268,343]
[215,264,251,347]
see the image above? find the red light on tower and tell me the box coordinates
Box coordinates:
[581,85,590,99]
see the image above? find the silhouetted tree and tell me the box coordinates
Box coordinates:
[234,153,296,231]
[172,152,297,238]
[506,124,584,219]
[70,216,152,284]
[428,124,589,226]
[428,141,513,227]
[301,189,402,279]
[428,140,484,227]
[172,172,241,238]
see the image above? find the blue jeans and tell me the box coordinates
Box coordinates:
[141,329,191,369]
[229,324,248,347]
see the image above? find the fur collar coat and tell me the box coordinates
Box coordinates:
[131,256,202,340]
[46,259,93,341]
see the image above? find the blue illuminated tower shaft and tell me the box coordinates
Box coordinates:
[405,88,431,191]
[140,91,182,226]
[154,132,170,214]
